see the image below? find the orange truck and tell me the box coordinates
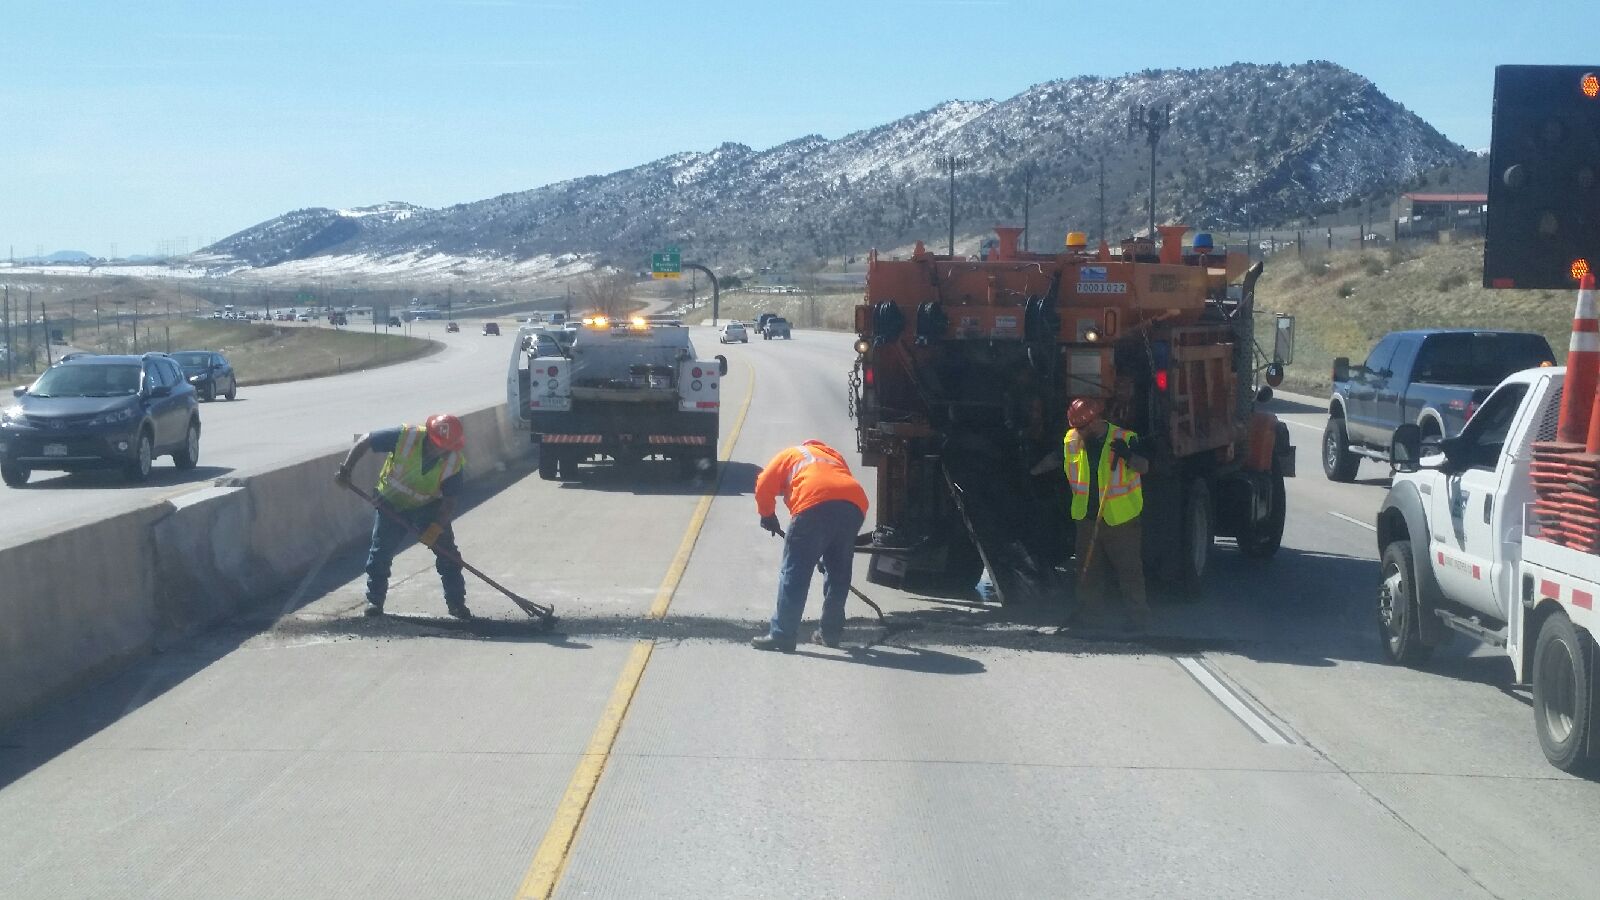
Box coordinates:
[850,225,1297,604]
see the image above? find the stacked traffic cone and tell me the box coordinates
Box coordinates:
[1533,273,1600,550]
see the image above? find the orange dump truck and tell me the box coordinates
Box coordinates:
[850,225,1297,604]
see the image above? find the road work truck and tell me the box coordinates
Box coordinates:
[1380,363,1600,773]
[507,316,727,480]
[849,225,1296,604]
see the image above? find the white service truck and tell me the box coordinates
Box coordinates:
[506,318,727,481]
[1378,365,1600,772]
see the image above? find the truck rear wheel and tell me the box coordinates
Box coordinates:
[1533,611,1600,774]
[1323,417,1360,482]
[1174,478,1214,593]
[1238,474,1286,559]
[538,448,559,481]
[1378,540,1433,666]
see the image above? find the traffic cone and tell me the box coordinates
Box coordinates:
[1562,274,1598,445]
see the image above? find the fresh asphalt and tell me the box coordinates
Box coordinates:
[2,329,1596,898]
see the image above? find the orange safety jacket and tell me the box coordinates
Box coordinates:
[755,440,869,518]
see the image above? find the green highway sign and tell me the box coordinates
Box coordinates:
[651,247,681,280]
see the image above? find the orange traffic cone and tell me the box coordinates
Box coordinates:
[1563,274,1598,445]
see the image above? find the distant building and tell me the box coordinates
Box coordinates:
[1391,192,1488,223]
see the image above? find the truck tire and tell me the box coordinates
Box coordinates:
[1378,540,1433,666]
[1323,417,1360,482]
[538,448,559,481]
[1175,477,1214,593]
[1238,473,1286,559]
[1533,611,1600,774]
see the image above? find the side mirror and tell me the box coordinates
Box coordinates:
[12,386,26,397]
[715,354,729,377]
[1333,356,1351,383]
[1391,423,1423,473]
[1273,314,1295,365]
[1256,386,1274,403]
[1263,362,1285,388]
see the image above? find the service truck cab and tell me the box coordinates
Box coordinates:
[506,318,727,481]
[1378,366,1600,772]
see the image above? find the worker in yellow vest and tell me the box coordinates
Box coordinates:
[1036,398,1152,631]
[335,415,470,619]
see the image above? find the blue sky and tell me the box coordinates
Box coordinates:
[1,0,1591,255]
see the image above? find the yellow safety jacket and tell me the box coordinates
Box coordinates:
[376,425,466,511]
[1064,425,1143,526]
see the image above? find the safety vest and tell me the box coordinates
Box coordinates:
[1064,425,1143,526]
[376,425,466,511]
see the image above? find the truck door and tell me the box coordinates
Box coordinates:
[1348,335,1399,443]
[1428,382,1530,605]
[1380,336,1421,433]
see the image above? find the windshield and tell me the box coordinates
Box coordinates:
[28,364,141,398]
[1413,333,1555,385]
[171,352,210,367]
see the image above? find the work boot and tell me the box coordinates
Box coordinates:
[810,629,841,649]
[446,601,472,621]
[364,599,385,617]
[751,633,796,652]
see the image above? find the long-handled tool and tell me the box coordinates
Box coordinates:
[344,483,557,625]
[768,523,918,647]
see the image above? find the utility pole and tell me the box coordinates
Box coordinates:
[1128,103,1172,239]
[938,153,964,256]
[1020,164,1035,252]
[3,286,11,380]
[1097,155,1108,244]
[25,291,34,373]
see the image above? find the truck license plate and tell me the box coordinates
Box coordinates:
[43,444,68,457]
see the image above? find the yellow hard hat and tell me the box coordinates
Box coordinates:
[1065,231,1088,249]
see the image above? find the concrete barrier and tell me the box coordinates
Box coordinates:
[0,403,525,727]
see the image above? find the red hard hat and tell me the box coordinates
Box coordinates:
[425,414,465,452]
[1067,398,1104,429]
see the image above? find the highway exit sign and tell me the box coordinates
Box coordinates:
[651,247,681,279]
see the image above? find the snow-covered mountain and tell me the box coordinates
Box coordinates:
[206,62,1464,274]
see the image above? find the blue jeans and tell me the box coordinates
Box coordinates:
[770,500,866,641]
[365,502,465,606]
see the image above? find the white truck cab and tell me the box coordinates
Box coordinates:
[1379,366,1600,772]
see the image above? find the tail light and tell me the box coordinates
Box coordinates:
[692,367,703,378]
[546,366,559,376]
[1465,401,1478,422]
[1155,370,1170,392]
[864,366,875,387]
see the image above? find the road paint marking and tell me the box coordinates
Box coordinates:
[1175,656,1292,746]
[1328,511,1377,532]
[517,640,654,900]
[1284,419,1325,432]
[647,363,756,619]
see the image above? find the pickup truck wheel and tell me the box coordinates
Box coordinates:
[1,462,30,487]
[538,449,559,481]
[1174,478,1214,594]
[1533,611,1600,773]
[1378,540,1432,666]
[1238,473,1286,559]
[1323,417,1360,482]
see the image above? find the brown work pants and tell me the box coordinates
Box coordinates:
[1073,517,1149,622]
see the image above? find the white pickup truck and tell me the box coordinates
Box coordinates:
[1378,365,1600,772]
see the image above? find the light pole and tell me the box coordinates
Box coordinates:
[1128,103,1172,239]
[1020,164,1035,251]
[938,153,965,256]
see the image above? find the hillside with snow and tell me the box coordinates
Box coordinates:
[203,61,1465,277]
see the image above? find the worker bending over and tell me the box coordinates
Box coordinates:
[1034,399,1151,632]
[336,415,471,620]
[751,439,870,651]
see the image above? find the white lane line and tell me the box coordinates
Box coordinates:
[1175,657,1292,746]
[1328,511,1377,532]
[1284,419,1324,432]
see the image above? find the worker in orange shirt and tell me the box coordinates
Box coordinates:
[751,439,870,651]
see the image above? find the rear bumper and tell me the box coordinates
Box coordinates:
[531,409,717,456]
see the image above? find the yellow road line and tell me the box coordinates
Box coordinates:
[517,361,756,898]
[647,364,756,619]
[516,640,654,900]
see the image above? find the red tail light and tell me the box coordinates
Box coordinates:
[692,367,703,378]
[546,366,559,376]
[1465,401,1478,422]
[864,366,875,387]
[1155,370,1170,392]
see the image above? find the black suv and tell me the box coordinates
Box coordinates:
[1,353,201,486]
[172,350,237,401]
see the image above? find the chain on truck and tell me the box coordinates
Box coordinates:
[506,315,728,481]
[849,224,1297,604]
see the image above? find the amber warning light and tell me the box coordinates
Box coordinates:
[1583,72,1600,99]
[1576,258,1593,282]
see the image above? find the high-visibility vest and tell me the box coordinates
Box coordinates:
[1064,425,1143,526]
[376,425,466,511]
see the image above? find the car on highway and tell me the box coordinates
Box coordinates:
[171,350,238,402]
[482,322,501,336]
[295,313,311,322]
[328,312,348,326]
[386,316,402,327]
[446,321,461,333]
[761,317,791,340]
[56,352,96,365]
[0,353,201,486]
[719,321,749,343]
[754,312,778,334]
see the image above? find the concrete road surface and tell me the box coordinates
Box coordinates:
[0,321,516,543]
[4,329,1598,898]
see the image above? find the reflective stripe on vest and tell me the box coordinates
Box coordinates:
[376,425,465,510]
[1064,425,1143,526]
[786,445,843,489]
